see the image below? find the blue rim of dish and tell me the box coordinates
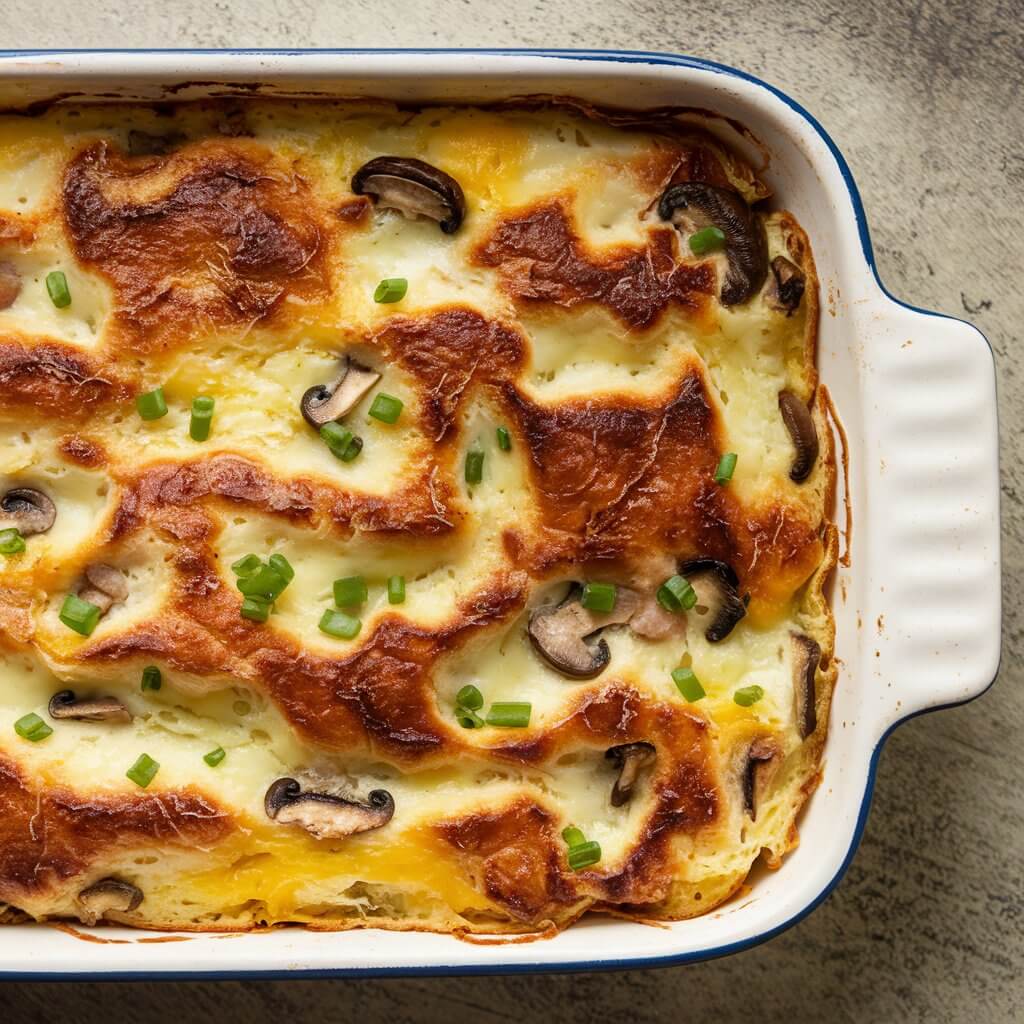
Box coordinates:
[0,48,999,981]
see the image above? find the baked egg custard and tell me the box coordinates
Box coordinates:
[0,99,836,935]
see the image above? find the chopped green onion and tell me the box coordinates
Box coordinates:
[456,708,484,729]
[319,608,362,640]
[561,826,585,849]
[373,278,408,304]
[657,574,697,613]
[231,553,262,578]
[189,395,215,441]
[339,435,363,462]
[387,574,406,605]
[0,528,26,555]
[14,712,52,742]
[240,596,271,622]
[237,564,288,601]
[126,753,160,789]
[203,747,226,767]
[320,421,356,460]
[268,553,294,585]
[141,665,162,692]
[136,387,168,421]
[734,684,765,707]
[464,447,484,485]
[672,666,706,702]
[333,575,367,607]
[46,270,71,308]
[456,684,484,711]
[485,702,532,728]
[714,452,738,485]
[567,840,602,871]
[59,594,101,636]
[496,425,512,451]
[368,393,403,424]
[689,226,726,255]
[580,581,617,613]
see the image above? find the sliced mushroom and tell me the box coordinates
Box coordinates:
[679,559,747,642]
[351,156,466,234]
[0,487,56,536]
[767,255,806,315]
[0,260,21,310]
[778,389,819,483]
[742,737,782,820]
[48,689,131,723]
[264,778,395,840]
[77,878,143,925]
[791,633,821,739]
[657,182,768,305]
[606,741,657,807]
[78,563,128,615]
[300,356,381,428]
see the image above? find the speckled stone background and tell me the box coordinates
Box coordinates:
[1,2,1020,1020]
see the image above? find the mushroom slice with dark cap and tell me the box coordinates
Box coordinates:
[300,355,381,428]
[791,633,821,739]
[48,689,131,723]
[528,585,637,679]
[742,737,782,820]
[77,878,143,925]
[767,255,806,315]
[657,182,768,306]
[78,563,128,615]
[264,778,395,840]
[778,389,819,483]
[0,260,21,310]
[351,156,466,234]
[606,742,657,807]
[0,488,56,536]
[679,559,747,643]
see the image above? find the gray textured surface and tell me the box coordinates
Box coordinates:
[1,2,1021,1021]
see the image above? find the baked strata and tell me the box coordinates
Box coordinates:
[0,98,836,935]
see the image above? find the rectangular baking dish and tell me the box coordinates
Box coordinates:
[0,49,1000,979]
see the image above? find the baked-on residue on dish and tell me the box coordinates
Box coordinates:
[0,99,836,935]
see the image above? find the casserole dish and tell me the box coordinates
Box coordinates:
[0,48,1000,978]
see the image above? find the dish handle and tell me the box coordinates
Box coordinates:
[859,299,1001,732]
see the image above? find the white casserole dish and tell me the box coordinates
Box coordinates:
[0,48,1000,979]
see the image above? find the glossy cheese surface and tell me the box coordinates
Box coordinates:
[0,99,836,934]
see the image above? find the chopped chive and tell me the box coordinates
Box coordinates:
[657,574,697,613]
[230,553,262,578]
[387,574,406,605]
[237,564,288,601]
[0,528,26,555]
[496,425,512,451]
[140,665,162,692]
[561,825,585,848]
[136,387,168,421]
[456,708,485,729]
[689,226,726,255]
[203,747,226,767]
[240,596,271,622]
[333,575,367,607]
[59,593,102,636]
[189,395,215,442]
[320,421,356,460]
[580,581,617,613]
[319,608,361,640]
[339,435,363,462]
[46,270,71,308]
[464,447,484,485]
[714,452,738,485]
[485,702,532,728]
[456,684,484,711]
[268,553,294,585]
[374,278,408,304]
[734,684,765,707]
[368,393,403,424]
[126,752,160,789]
[14,712,52,742]
[567,840,602,871]
[672,666,706,702]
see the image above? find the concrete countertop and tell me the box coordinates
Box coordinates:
[2,2,1019,1021]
